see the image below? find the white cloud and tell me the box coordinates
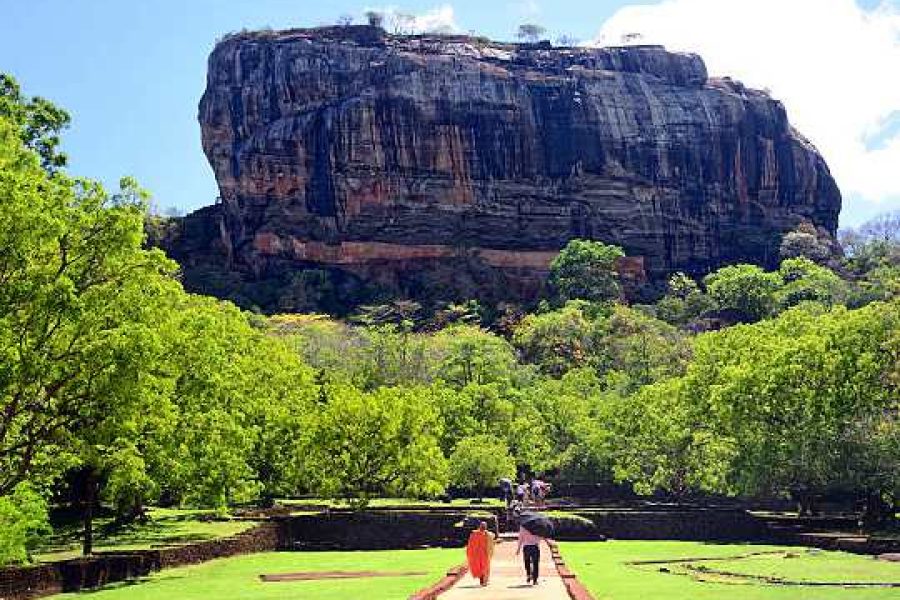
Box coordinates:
[591,0,900,217]
[365,4,459,34]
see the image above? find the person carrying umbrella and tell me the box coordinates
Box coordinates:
[465,521,496,586]
[516,512,553,585]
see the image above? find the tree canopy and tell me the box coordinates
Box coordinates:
[1,72,899,565]
[549,239,625,304]
[449,435,516,499]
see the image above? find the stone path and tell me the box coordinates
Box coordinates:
[441,534,570,599]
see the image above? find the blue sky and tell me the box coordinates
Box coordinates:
[2,0,898,227]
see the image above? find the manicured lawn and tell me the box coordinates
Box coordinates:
[35,508,258,562]
[55,549,462,600]
[697,551,900,584]
[561,540,900,600]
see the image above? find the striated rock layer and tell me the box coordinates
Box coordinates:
[176,25,841,312]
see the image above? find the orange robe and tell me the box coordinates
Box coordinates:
[466,529,494,582]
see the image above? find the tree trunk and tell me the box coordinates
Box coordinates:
[82,467,98,556]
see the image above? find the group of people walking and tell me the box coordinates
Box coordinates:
[500,477,551,509]
[465,519,548,587]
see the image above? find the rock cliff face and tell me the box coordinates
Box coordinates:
[178,25,841,312]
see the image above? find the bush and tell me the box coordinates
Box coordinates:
[0,484,49,566]
[545,511,601,540]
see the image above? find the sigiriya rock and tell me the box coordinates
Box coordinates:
[161,25,841,313]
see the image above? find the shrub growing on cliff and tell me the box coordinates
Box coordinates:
[517,23,546,43]
[779,223,832,264]
[365,10,384,29]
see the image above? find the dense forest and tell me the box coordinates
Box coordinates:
[0,74,898,566]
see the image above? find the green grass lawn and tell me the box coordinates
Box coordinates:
[54,549,462,600]
[35,508,258,562]
[561,540,900,600]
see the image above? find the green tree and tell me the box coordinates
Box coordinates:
[655,272,714,326]
[0,115,176,500]
[606,379,735,497]
[513,301,600,376]
[0,74,70,170]
[549,239,624,303]
[147,297,318,510]
[434,324,517,387]
[519,368,598,474]
[843,410,900,528]
[306,386,448,507]
[449,435,516,500]
[598,305,691,391]
[0,483,49,566]
[460,383,516,433]
[703,263,782,322]
[429,384,481,455]
[684,303,900,513]
[776,257,845,310]
[557,417,614,486]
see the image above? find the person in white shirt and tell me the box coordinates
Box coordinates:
[515,482,527,504]
[515,525,544,585]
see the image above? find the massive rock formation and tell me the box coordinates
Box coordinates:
[172,25,841,313]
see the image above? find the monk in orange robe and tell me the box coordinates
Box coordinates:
[466,521,495,586]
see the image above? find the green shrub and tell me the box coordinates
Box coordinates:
[546,511,594,527]
[0,484,50,566]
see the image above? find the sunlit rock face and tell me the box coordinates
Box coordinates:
[180,25,840,312]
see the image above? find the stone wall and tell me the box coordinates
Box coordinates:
[279,511,498,550]
[552,507,769,541]
[154,521,281,568]
[0,564,60,600]
[0,522,280,600]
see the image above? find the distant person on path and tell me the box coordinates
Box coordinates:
[499,477,513,508]
[533,479,550,506]
[516,523,544,585]
[466,521,496,586]
[530,478,543,504]
[516,482,528,504]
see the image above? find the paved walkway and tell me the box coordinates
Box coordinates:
[441,535,569,599]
